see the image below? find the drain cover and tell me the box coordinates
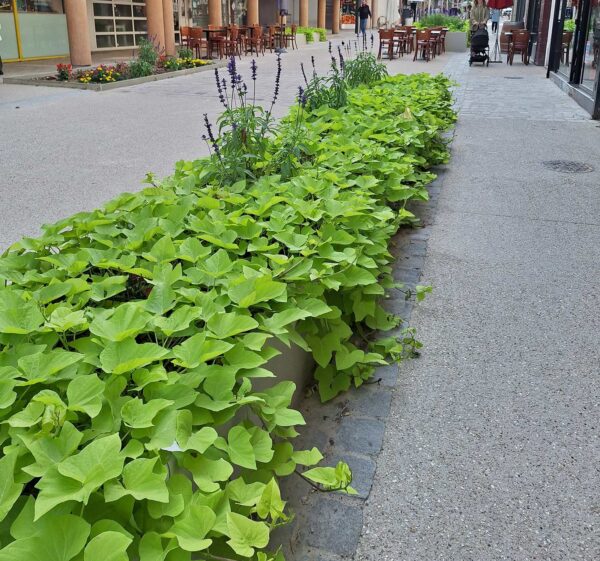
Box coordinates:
[504,76,524,79]
[542,160,594,173]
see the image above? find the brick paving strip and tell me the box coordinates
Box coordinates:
[270,158,450,561]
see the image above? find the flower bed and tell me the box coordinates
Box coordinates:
[0,52,455,561]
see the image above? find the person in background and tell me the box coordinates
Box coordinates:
[470,0,489,29]
[491,7,500,33]
[358,1,371,39]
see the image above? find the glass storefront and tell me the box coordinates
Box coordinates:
[549,0,600,117]
[0,0,68,60]
[580,3,599,91]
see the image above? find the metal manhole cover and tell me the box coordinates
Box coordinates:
[504,76,524,79]
[542,160,594,173]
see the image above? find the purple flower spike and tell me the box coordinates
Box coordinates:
[250,59,257,81]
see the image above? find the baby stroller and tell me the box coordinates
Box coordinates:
[469,26,489,66]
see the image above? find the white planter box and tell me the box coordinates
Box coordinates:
[445,31,468,52]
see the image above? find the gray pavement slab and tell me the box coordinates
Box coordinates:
[355,54,600,561]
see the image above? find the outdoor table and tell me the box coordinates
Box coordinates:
[203,28,227,58]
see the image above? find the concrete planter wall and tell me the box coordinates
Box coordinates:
[445,31,468,52]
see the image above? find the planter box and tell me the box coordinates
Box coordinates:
[445,31,468,52]
[3,61,224,91]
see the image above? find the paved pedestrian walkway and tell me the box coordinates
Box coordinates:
[0,32,439,249]
[355,53,600,561]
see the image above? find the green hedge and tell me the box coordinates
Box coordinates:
[286,26,327,42]
[415,14,469,32]
[0,73,454,561]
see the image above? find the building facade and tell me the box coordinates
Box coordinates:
[512,0,599,116]
[0,0,352,64]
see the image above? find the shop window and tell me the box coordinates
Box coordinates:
[581,5,599,92]
[92,0,147,50]
[16,0,64,13]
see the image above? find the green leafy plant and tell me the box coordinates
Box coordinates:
[177,46,195,59]
[137,37,160,67]
[128,59,153,78]
[416,14,469,32]
[343,52,388,88]
[286,26,327,42]
[564,19,576,32]
[0,67,455,561]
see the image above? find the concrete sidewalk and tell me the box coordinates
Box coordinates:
[355,54,600,560]
[0,33,448,249]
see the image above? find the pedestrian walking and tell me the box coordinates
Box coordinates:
[491,8,500,33]
[470,0,489,30]
[358,1,371,39]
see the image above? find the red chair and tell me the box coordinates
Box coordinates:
[284,24,299,50]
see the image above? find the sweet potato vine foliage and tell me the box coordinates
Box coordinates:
[0,71,455,561]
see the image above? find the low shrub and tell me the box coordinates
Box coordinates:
[564,19,576,32]
[128,59,154,78]
[137,37,160,67]
[416,14,469,32]
[287,26,327,42]
[0,54,455,561]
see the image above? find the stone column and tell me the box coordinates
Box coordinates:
[247,0,259,25]
[332,0,340,33]
[371,0,378,28]
[317,0,326,28]
[299,0,309,26]
[162,0,176,55]
[208,0,222,26]
[146,0,166,51]
[64,0,92,66]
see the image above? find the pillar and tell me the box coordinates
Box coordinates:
[299,0,309,27]
[247,0,259,25]
[371,0,378,28]
[208,0,222,26]
[332,0,340,33]
[64,0,92,66]
[162,0,176,56]
[146,0,166,52]
[318,0,326,28]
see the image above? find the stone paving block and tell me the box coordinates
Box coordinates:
[323,452,377,500]
[339,384,392,419]
[371,363,399,388]
[297,496,364,557]
[334,417,386,457]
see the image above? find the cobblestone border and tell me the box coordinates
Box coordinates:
[2,62,225,91]
[271,149,452,560]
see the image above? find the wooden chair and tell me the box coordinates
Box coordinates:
[439,28,448,54]
[508,29,530,65]
[378,29,396,59]
[430,26,444,56]
[207,25,226,58]
[246,26,265,55]
[266,25,282,52]
[223,26,242,59]
[394,28,409,56]
[180,26,191,48]
[284,24,299,50]
[561,31,573,64]
[414,28,433,61]
[189,27,209,58]
[500,21,524,56]
[404,25,414,53]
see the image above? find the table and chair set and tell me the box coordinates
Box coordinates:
[378,26,447,62]
[180,24,299,59]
